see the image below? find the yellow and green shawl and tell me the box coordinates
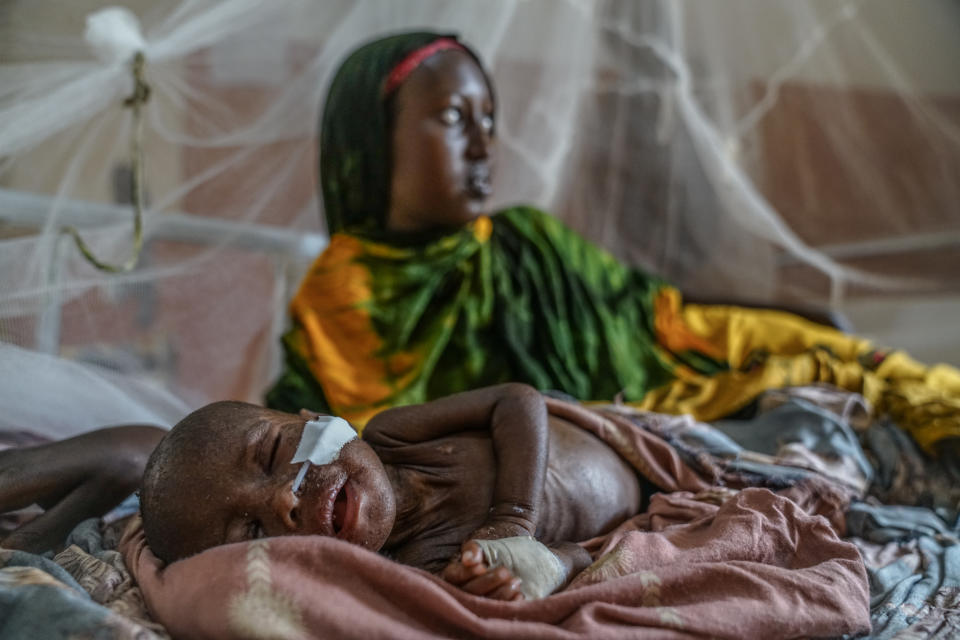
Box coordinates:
[268,206,959,453]
[265,32,960,454]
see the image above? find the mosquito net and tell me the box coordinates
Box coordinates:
[1,0,958,433]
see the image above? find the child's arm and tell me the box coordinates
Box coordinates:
[364,383,548,539]
[0,425,166,553]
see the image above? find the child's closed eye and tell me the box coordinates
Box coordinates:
[259,429,282,475]
[267,432,282,473]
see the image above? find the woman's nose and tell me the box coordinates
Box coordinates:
[466,119,491,160]
[271,485,301,531]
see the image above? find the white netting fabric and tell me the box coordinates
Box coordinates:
[1,0,958,426]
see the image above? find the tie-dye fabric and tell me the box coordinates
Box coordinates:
[268,205,960,453]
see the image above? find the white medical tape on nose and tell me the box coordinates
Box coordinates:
[290,416,356,494]
[292,416,356,465]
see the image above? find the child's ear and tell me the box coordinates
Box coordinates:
[298,408,322,420]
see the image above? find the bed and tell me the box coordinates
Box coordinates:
[3,377,958,639]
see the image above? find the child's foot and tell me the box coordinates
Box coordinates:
[441,540,524,601]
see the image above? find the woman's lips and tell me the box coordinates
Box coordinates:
[466,166,491,198]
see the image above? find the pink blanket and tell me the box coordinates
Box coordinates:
[122,402,870,639]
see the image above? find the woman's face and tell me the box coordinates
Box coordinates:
[386,49,495,233]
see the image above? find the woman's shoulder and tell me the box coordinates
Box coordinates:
[494,204,553,225]
[492,205,577,239]
[493,204,607,250]
[492,205,667,288]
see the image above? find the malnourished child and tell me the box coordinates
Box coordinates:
[139,383,642,600]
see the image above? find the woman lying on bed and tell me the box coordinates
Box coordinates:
[267,31,960,457]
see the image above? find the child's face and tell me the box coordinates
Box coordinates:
[164,407,396,557]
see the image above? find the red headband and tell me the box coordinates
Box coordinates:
[382,37,466,97]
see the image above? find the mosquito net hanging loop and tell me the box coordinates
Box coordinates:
[63,7,150,274]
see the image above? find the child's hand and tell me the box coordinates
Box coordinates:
[441,540,525,601]
[446,537,587,600]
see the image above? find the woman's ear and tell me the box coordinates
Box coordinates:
[298,408,322,420]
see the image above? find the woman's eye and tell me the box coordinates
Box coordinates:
[440,106,462,125]
[480,114,494,133]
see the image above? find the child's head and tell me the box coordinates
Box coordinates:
[140,401,396,563]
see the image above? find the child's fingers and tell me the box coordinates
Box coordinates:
[461,566,516,597]
[440,562,468,585]
[459,540,484,567]
[488,578,524,602]
[441,558,486,585]
[445,541,521,597]
[442,540,486,584]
